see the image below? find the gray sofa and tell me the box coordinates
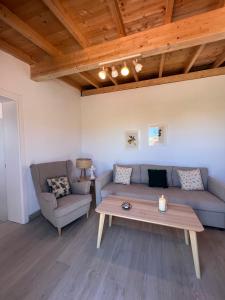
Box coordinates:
[31,160,92,235]
[95,164,225,228]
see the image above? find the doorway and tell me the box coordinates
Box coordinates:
[0,97,23,223]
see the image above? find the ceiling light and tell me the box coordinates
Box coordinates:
[121,62,129,76]
[99,54,141,66]
[133,59,143,73]
[111,66,118,78]
[98,67,106,80]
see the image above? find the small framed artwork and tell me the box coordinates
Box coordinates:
[148,125,166,146]
[125,130,139,149]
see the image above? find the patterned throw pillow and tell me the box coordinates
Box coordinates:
[47,176,71,199]
[114,166,132,185]
[177,169,204,191]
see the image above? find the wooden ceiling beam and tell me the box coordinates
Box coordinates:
[0,3,61,56]
[82,67,225,96]
[159,53,166,78]
[184,44,205,73]
[0,5,81,91]
[31,7,225,81]
[159,0,175,77]
[78,73,100,88]
[106,68,118,85]
[212,51,225,68]
[218,0,225,7]
[60,76,81,90]
[0,38,36,65]
[106,0,126,37]
[130,63,139,82]
[42,0,89,48]
[164,0,175,24]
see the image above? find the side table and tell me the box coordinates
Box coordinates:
[77,177,96,209]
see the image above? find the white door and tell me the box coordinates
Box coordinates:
[0,109,7,221]
[2,101,23,223]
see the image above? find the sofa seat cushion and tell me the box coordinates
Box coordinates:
[101,183,225,213]
[55,194,91,218]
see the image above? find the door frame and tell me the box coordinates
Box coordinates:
[0,88,28,224]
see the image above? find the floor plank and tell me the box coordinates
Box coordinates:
[0,213,225,300]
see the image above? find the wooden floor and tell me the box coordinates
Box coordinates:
[0,212,225,300]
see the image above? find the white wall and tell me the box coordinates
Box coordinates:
[0,51,81,220]
[81,76,225,182]
[0,115,7,221]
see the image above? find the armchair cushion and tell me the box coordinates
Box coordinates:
[71,181,91,195]
[47,176,71,199]
[55,194,92,218]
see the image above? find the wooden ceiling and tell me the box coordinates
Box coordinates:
[0,0,225,96]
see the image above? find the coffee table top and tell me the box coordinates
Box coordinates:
[96,195,204,232]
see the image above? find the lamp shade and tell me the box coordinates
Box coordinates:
[76,158,92,169]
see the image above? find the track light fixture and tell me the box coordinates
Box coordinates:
[121,62,129,76]
[111,66,118,78]
[98,67,106,80]
[133,59,143,73]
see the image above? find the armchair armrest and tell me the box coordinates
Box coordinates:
[38,193,58,226]
[39,192,58,209]
[95,170,113,205]
[71,181,91,195]
[208,176,225,202]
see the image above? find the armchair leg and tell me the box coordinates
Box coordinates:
[86,210,89,219]
[57,227,62,236]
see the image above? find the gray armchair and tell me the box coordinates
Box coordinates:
[30,160,92,235]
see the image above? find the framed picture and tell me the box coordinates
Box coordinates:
[148,125,166,146]
[125,130,139,149]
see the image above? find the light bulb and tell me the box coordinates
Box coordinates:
[135,63,143,73]
[98,68,106,80]
[121,63,129,76]
[111,66,118,78]
[133,60,143,73]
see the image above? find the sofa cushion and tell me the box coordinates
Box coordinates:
[148,169,168,188]
[113,164,141,183]
[101,183,225,213]
[172,166,208,189]
[114,166,132,185]
[47,176,71,199]
[54,194,91,218]
[177,169,204,191]
[140,164,173,186]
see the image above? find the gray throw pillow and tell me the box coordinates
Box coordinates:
[71,181,91,195]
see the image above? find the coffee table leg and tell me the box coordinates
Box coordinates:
[184,229,189,245]
[97,213,105,249]
[109,215,112,227]
[189,230,201,279]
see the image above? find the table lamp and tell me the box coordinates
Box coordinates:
[76,158,92,180]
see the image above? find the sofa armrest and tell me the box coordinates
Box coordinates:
[208,176,225,202]
[71,181,91,195]
[95,170,113,205]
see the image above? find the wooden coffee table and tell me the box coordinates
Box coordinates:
[95,195,204,279]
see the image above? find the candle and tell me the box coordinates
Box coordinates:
[159,195,167,212]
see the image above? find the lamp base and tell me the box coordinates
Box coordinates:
[79,168,88,181]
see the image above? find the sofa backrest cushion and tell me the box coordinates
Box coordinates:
[140,164,173,186]
[172,166,208,189]
[113,164,141,183]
